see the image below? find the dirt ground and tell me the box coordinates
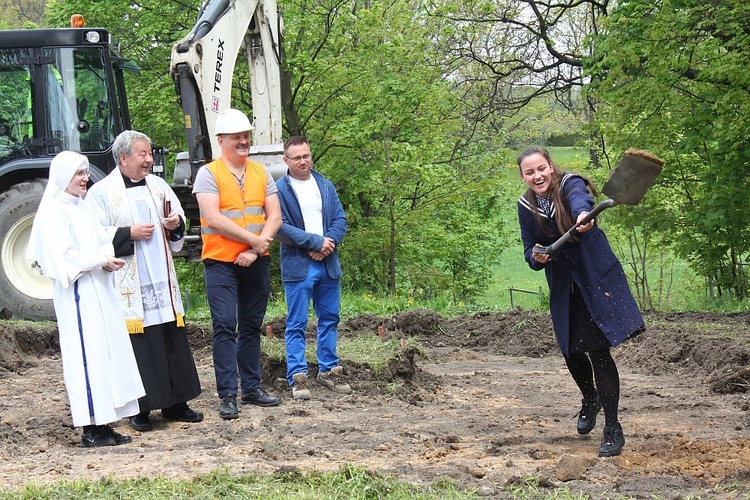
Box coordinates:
[1,308,749,498]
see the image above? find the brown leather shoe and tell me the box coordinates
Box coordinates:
[316,366,353,394]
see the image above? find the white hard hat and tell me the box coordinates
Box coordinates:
[215,108,253,135]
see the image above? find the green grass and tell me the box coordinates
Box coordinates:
[260,334,415,375]
[505,147,590,172]
[0,467,600,499]
[546,146,591,171]
[337,335,420,374]
[0,466,469,499]
[503,475,589,499]
[477,255,547,311]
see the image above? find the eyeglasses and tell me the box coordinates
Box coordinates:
[74,169,91,178]
[286,154,311,163]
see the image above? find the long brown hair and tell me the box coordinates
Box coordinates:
[517,146,599,239]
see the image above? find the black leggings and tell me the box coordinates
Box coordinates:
[564,349,620,427]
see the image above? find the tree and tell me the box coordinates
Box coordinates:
[0,0,46,28]
[427,0,608,157]
[588,0,750,299]
[280,0,505,300]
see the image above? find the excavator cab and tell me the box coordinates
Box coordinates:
[0,25,137,320]
[0,28,135,172]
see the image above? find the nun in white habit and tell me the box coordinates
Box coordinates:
[27,151,145,447]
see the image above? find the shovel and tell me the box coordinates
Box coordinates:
[534,148,664,255]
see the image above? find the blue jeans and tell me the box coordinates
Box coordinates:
[284,260,341,384]
[204,257,270,398]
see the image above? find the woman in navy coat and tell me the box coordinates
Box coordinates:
[517,146,644,457]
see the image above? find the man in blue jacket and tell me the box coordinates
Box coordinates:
[276,136,350,400]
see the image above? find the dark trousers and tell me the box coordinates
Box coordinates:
[204,256,270,398]
[129,321,201,411]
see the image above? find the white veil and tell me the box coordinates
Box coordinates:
[26,151,88,287]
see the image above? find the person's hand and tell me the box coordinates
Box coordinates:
[234,249,258,267]
[576,212,595,233]
[162,212,180,231]
[103,256,126,272]
[308,250,326,261]
[319,237,335,257]
[130,222,156,240]
[532,245,551,264]
[250,235,273,255]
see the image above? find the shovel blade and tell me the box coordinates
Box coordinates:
[602,148,664,205]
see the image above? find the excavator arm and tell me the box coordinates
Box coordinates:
[170,0,285,186]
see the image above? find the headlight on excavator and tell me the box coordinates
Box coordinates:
[85,31,101,43]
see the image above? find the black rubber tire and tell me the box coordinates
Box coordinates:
[0,179,56,321]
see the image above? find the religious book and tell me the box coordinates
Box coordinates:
[164,194,172,237]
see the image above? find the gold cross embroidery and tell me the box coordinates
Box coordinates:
[122,289,135,308]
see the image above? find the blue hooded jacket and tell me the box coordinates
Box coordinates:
[275,169,347,282]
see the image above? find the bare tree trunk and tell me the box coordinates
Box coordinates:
[384,138,396,293]
[279,43,301,137]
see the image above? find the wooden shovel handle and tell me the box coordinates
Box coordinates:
[533,199,618,256]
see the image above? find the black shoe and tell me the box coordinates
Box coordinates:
[81,425,131,447]
[81,426,115,448]
[219,394,239,420]
[129,411,152,432]
[162,404,204,423]
[241,388,281,407]
[100,425,133,445]
[576,395,602,435]
[599,422,625,457]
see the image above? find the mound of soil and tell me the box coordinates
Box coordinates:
[0,309,749,498]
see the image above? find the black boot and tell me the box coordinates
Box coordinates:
[576,394,601,435]
[599,422,625,457]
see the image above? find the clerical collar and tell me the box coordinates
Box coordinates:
[121,171,147,187]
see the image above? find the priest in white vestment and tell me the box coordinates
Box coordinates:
[27,151,145,447]
[87,130,202,432]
